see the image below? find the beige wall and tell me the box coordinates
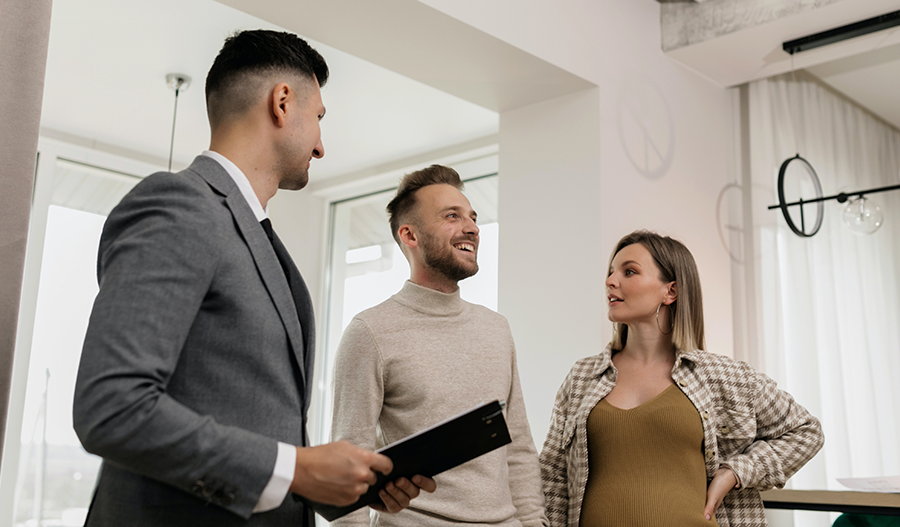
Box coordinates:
[0,0,52,470]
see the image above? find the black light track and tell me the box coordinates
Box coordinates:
[783,10,900,55]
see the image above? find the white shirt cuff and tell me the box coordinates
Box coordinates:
[253,442,296,513]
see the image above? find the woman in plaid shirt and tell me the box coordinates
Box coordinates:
[539,231,823,527]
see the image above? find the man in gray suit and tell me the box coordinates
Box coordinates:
[73,30,434,526]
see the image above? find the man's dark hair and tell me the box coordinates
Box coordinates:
[205,29,329,129]
[386,165,464,246]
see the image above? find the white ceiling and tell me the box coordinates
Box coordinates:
[43,0,900,186]
[40,0,498,180]
[807,41,900,130]
[664,0,900,131]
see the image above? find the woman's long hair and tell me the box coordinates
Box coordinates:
[608,230,706,352]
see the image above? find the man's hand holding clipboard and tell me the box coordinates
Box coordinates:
[301,400,512,521]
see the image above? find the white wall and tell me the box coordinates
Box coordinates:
[258,0,739,451]
[269,190,328,308]
[498,88,605,446]
[268,188,332,440]
[418,0,738,445]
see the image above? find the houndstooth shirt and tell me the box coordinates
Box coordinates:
[539,346,824,527]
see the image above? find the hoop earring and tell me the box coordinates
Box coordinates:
[656,303,673,335]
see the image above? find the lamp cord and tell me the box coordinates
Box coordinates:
[790,52,801,157]
[168,87,180,172]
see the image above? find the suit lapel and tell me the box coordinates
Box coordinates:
[188,156,308,390]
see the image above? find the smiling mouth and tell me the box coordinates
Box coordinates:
[608,296,623,304]
[454,243,476,253]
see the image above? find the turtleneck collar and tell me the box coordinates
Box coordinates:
[392,280,465,317]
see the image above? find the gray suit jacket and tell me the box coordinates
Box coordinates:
[73,155,316,526]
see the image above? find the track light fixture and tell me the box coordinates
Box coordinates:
[769,10,900,237]
[782,10,900,55]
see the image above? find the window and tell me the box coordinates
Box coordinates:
[13,205,107,527]
[1,140,155,527]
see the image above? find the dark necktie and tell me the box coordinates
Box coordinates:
[260,219,313,527]
[260,218,293,291]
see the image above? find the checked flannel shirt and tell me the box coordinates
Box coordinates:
[539,345,824,527]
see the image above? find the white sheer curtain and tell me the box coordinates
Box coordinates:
[745,71,900,499]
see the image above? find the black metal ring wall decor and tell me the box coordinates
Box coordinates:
[775,154,824,237]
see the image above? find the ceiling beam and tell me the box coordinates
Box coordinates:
[661,0,900,87]
[660,0,846,52]
[214,0,594,112]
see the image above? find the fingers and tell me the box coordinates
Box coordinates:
[394,478,419,500]
[377,481,409,513]
[346,444,386,487]
[412,475,437,493]
[369,476,437,514]
[703,488,722,521]
[704,468,735,521]
[362,467,378,487]
[369,451,393,476]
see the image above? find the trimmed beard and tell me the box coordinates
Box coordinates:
[419,231,478,283]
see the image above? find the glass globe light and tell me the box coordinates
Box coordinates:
[842,196,884,235]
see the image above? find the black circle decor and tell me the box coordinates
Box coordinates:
[776,154,824,237]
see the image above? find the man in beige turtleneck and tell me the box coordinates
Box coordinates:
[331,165,547,527]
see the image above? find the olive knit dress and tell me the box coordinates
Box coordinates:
[579,384,718,527]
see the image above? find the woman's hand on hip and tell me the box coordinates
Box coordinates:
[705,466,738,521]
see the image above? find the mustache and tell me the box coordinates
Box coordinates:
[451,235,479,245]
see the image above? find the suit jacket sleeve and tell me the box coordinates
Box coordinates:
[329,317,384,527]
[73,174,278,519]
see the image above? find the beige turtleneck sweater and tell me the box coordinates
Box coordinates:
[330,281,547,527]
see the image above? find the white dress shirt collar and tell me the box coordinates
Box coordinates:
[201,150,268,221]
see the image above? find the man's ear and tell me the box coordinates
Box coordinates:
[398,225,418,250]
[270,82,291,127]
[664,282,677,306]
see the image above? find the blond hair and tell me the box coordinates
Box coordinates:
[608,230,705,352]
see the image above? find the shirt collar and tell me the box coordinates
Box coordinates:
[596,345,614,376]
[675,347,703,366]
[202,150,268,222]
[594,344,702,377]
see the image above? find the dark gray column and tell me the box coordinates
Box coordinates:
[0,0,52,469]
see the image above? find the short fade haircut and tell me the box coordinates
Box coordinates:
[205,29,329,129]
[386,165,464,246]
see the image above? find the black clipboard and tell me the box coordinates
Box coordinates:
[302,400,511,521]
